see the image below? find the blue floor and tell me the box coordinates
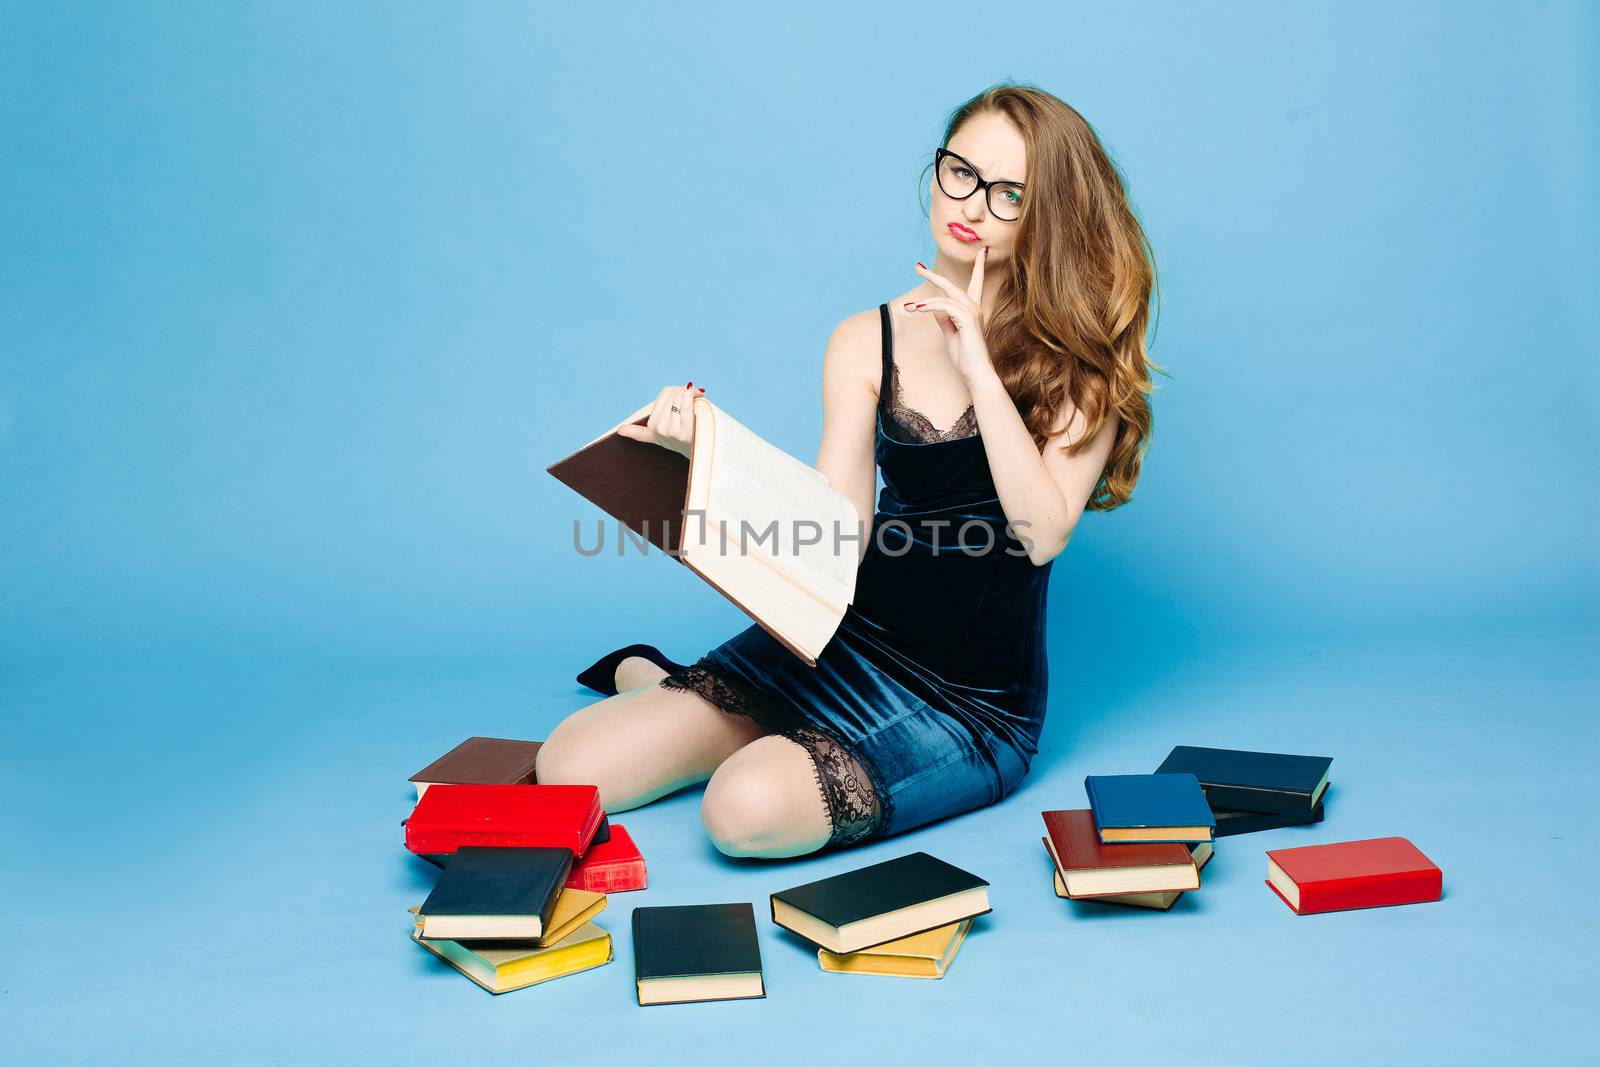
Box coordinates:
[5,4,1595,1063]
[6,626,1593,1064]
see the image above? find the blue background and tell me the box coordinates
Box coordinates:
[3,2,1595,1063]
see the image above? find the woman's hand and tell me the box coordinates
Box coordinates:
[615,382,705,458]
[907,247,995,385]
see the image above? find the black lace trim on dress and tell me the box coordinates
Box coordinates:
[879,302,977,444]
[657,661,888,848]
[884,359,978,443]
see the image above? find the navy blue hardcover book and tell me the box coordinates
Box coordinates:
[1213,799,1326,837]
[416,846,574,940]
[1155,745,1332,816]
[632,903,765,1006]
[1085,773,1216,843]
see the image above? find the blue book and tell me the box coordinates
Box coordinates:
[1085,773,1216,843]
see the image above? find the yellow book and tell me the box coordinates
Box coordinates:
[410,919,613,994]
[536,886,607,946]
[817,917,972,978]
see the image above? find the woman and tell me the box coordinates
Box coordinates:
[537,83,1159,859]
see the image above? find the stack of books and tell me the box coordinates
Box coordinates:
[1155,745,1332,836]
[765,852,990,979]
[1042,772,1216,910]
[1040,747,1444,916]
[402,737,648,994]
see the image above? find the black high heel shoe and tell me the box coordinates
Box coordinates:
[575,643,692,696]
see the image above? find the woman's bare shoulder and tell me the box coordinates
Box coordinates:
[828,305,884,347]
[823,306,887,393]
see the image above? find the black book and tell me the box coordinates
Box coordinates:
[769,851,991,955]
[1155,745,1332,816]
[632,903,765,1006]
[417,846,574,941]
[1213,798,1327,837]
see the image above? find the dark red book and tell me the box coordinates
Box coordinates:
[1041,809,1200,897]
[1266,836,1442,914]
[404,784,604,857]
[566,823,647,893]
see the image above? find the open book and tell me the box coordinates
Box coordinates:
[546,396,861,667]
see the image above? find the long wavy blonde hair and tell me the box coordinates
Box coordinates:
[930,84,1163,510]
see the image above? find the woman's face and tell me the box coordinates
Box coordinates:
[930,111,1028,266]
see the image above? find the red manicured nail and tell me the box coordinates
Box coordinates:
[915,303,926,308]
[903,302,915,309]
[916,262,927,270]
[697,387,705,392]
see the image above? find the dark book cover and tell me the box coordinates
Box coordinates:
[1085,773,1216,841]
[409,736,543,789]
[418,846,575,933]
[546,410,690,555]
[1155,745,1332,816]
[1214,798,1327,837]
[631,903,764,998]
[770,852,990,929]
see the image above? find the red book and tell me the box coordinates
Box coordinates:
[1265,836,1442,914]
[566,823,648,893]
[404,784,604,857]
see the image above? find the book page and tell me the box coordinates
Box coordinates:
[699,405,859,607]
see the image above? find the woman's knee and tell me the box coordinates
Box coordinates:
[700,740,831,858]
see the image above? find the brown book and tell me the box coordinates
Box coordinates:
[546,397,861,667]
[1041,809,1200,898]
[409,737,543,801]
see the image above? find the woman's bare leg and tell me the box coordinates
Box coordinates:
[536,681,767,812]
[700,735,833,859]
[613,656,669,693]
[544,661,839,858]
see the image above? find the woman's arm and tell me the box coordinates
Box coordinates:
[910,252,1116,566]
[967,367,1117,566]
[812,312,882,563]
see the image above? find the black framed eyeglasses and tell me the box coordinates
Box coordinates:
[934,147,1026,221]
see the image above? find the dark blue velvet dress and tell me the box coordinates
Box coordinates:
[658,303,1052,848]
